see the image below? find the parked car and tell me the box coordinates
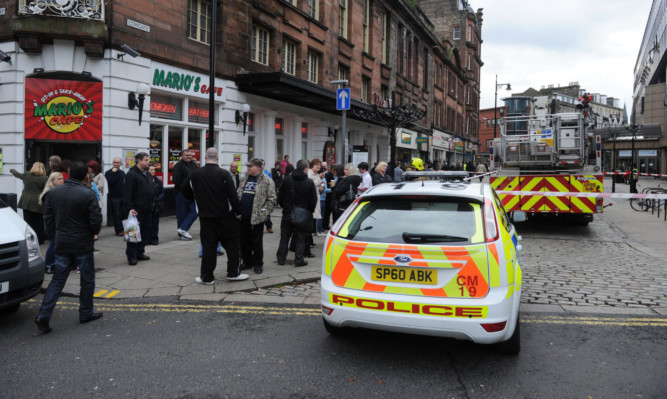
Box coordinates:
[320,172,526,354]
[0,198,44,314]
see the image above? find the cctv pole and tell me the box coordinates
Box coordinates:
[207,0,217,149]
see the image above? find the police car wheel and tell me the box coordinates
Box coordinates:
[493,317,521,355]
[323,318,348,336]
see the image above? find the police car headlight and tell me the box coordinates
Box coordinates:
[26,225,41,262]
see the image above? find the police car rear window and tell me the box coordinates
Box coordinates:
[338,197,484,244]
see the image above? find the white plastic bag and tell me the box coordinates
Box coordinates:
[122,212,141,243]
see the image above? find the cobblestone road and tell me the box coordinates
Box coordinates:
[228,212,667,311]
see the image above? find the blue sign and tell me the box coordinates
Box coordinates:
[337,88,350,110]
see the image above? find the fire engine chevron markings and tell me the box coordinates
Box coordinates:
[497,191,667,200]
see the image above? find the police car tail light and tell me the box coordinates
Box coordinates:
[481,321,507,333]
[321,305,334,316]
[484,199,499,242]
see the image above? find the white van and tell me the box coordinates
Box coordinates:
[0,199,44,313]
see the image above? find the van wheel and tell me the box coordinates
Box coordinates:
[323,318,347,336]
[494,318,521,355]
[0,303,20,315]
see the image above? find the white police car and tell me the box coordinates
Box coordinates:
[320,172,525,354]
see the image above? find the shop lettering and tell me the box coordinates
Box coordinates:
[151,102,177,113]
[34,101,95,117]
[331,294,485,318]
[189,108,209,117]
[153,68,223,97]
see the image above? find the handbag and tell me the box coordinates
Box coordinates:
[344,184,355,202]
[122,211,141,243]
[290,180,313,231]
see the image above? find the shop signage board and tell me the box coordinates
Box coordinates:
[24,78,103,141]
[151,63,227,102]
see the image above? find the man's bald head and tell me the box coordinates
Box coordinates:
[205,147,218,163]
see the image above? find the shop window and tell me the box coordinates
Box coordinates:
[302,141,308,159]
[302,122,308,139]
[188,0,211,45]
[275,118,284,135]
[149,125,164,183]
[167,127,184,185]
[188,129,202,167]
[188,99,218,125]
[247,113,255,133]
[248,136,255,159]
[276,139,284,164]
[151,93,183,121]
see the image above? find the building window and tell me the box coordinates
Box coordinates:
[380,85,388,104]
[308,0,319,19]
[251,24,269,66]
[453,26,460,41]
[363,0,370,52]
[286,0,296,5]
[381,12,390,64]
[275,118,284,135]
[406,34,413,79]
[466,86,471,105]
[282,38,297,75]
[338,65,347,81]
[362,77,370,103]
[302,122,309,139]
[339,0,348,38]
[423,47,428,88]
[398,25,405,75]
[248,136,255,159]
[467,53,471,70]
[467,25,472,41]
[307,51,319,83]
[188,0,211,44]
[247,113,255,132]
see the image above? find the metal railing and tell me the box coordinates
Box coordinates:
[18,0,104,21]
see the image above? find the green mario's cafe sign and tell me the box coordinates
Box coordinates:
[151,63,227,102]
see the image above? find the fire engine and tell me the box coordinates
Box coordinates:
[489,108,603,225]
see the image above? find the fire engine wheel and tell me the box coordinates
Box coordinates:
[323,318,349,336]
[493,317,521,355]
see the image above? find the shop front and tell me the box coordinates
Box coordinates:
[452,139,465,164]
[396,128,420,166]
[432,130,452,166]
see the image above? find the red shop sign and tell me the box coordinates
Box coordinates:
[24,78,103,141]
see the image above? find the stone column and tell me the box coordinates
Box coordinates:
[262,111,277,164]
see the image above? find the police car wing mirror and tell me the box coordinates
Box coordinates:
[510,211,527,223]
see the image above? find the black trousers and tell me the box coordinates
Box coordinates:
[148,210,160,245]
[240,220,264,268]
[109,198,124,234]
[277,215,307,264]
[323,194,333,228]
[200,217,241,281]
[23,209,45,244]
[125,212,151,260]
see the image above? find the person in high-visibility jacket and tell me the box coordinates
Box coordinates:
[629,168,638,193]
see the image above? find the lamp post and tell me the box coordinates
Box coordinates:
[493,75,511,138]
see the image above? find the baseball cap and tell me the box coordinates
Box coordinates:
[246,158,263,167]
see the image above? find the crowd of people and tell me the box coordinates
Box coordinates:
[11,150,490,332]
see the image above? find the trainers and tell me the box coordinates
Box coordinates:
[316,232,325,237]
[267,228,274,233]
[194,277,215,285]
[226,273,250,281]
[177,229,193,240]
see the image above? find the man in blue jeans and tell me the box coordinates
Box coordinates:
[35,161,103,333]
[173,149,198,240]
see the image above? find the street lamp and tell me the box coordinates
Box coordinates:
[493,75,511,138]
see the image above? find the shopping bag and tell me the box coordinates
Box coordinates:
[122,212,141,243]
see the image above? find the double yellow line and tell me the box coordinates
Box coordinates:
[37,299,667,326]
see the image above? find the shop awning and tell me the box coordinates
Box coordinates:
[235,72,372,120]
[594,124,663,140]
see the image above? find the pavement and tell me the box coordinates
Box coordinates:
[40,175,667,311]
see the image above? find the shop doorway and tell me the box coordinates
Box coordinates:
[26,140,101,170]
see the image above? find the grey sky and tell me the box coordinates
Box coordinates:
[472,0,651,110]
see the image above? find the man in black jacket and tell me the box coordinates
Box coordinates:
[104,157,125,236]
[182,148,248,284]
[276,159,317,267]
[124,152,154,266]
[173,149,199,240]
[35,162,103,333]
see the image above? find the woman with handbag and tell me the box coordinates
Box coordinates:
[333,163,362,222]
[276,159,317,267]
[10,162,48,244]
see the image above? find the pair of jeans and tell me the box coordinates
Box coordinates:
[44,239,55,267]
[175,192,198,231]
[199,217,241,281]
[109,197,124,235]
[37,252,96,322]
[277,216,307,264]
[240,220,264,268]
[265,214,273,229]
[316,199,326,233]
[126,212,152,260]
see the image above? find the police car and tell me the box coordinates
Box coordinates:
[320,171,526,354]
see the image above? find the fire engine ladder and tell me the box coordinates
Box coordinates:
[555,114,584,164]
